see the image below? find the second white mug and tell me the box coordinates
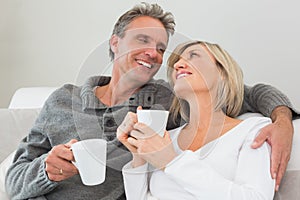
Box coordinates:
[71,139,107,186]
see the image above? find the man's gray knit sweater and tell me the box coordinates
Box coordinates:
[5,76,294,200]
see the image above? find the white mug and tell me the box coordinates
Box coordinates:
[71,139,107,186]
[137,109,169,137]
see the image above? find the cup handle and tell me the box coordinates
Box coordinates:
[72,161,78,168]
[70,147,78,168]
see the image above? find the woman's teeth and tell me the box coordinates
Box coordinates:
[177,73,189,79]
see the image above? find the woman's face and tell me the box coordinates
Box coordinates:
[172,44,221,99]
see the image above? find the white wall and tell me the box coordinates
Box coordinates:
[0,0,299,109]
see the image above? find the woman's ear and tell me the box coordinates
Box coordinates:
[110,35,119,54]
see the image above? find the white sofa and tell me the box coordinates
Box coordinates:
[0,87,299,199]
[0,87,57,199]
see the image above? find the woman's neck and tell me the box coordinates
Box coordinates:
[178,96,241,151]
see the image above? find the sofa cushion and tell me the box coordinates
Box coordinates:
[274,118,300,199]
[0,108,40,200]
[0,151,15,200]
[0,109,299,199]
[0,108,40,162]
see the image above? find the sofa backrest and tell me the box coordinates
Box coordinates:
[9,87,57,109]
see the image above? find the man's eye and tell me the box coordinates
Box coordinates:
[157,47,165,54]
[137,37,148,43]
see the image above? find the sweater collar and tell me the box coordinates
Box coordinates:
[80,76,158,110]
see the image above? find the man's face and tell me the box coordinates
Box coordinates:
[111,16,169,84]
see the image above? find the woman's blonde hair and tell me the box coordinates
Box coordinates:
[167,40,244,121]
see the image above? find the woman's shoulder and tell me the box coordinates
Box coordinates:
[237,116,272,139]
[242,116,272,128]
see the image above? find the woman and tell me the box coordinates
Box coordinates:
[117,40,275,199]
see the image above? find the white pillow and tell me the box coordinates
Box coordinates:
[8,87,57,109]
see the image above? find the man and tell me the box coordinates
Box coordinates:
[5,2,297,199]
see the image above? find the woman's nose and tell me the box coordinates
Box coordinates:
[174,59,187,70]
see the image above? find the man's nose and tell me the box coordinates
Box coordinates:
[144,47,159,58]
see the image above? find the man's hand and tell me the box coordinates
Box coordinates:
[251,106,294,191]
[45,139,79,182]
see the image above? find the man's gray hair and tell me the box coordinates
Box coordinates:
[109,2,175,60]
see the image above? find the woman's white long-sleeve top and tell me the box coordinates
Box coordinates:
[122,117,275,200]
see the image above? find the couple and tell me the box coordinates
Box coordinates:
[118,40,276,199]
[5,2,297,200]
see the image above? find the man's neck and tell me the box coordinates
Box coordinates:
[95,76,143,106]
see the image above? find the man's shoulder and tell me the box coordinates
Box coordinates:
[41,83,82,111]
[50,83,81,100]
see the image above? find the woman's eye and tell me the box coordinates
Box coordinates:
[190,52,198,57]
[190,52,199,58]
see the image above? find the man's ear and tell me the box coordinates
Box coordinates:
[110,35,119,54]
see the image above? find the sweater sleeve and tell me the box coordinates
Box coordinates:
[122,162,149,200]
[164,137,275,199]
[240,83,298,118]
